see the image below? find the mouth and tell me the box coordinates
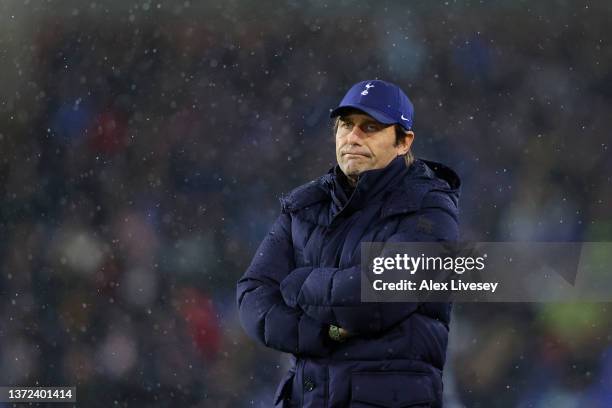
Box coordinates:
[342,152,370,158]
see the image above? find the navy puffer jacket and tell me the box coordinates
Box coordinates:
[237,157,460,407]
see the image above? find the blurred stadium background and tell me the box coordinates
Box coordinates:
[0,0,611,406]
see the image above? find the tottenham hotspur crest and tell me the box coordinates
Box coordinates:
[361,82,374,96]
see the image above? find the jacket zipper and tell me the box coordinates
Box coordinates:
[299,358,305,407]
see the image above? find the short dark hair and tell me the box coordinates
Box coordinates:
[332,112,415,167]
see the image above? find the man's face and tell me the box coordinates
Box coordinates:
[335,112,413,182]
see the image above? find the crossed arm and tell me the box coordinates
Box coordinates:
[237,201,458,354]
[236,212,331,356]
[279,207,458,335]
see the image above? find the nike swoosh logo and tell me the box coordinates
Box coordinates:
[401,115,409,121]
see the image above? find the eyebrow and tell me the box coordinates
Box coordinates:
[339,116,384,126]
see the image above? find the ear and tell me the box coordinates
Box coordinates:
[397,130,415,155]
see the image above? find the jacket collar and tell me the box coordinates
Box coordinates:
[381,159,461,219]
[330,156,407,215]
[280,157,461,226]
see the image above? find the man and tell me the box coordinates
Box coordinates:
[237,80,460,407]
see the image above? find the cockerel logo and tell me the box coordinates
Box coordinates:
[361,82,375,96]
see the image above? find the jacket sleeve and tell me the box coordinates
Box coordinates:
[280,198,458,335]
[236,213,331,356]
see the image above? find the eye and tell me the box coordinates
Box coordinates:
[340,121,353,129]
[364,123,382,132]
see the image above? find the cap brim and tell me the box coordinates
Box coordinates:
[329,104,396,125]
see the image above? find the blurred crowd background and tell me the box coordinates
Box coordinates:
[1,0,611,406]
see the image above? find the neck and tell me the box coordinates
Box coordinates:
[346,175,358,187]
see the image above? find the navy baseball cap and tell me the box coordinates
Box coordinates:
[330,80,414,130]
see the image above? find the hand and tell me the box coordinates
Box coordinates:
[328,325,351,342]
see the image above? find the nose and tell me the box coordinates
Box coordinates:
[345,126,364,145]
